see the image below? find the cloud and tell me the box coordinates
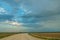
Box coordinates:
[28,14,60,32]
[0,0,60,32]
[0,14,14,22]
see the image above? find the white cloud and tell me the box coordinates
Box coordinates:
[20,3,32,14]
[0,7,7,14]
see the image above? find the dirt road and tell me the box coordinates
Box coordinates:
[0,33,44,40]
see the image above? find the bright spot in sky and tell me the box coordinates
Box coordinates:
[4,20,21,26]
[11,22,20,26]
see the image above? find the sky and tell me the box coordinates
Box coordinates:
[0,0,60,32]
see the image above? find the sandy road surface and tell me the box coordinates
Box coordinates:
[0,33,44,40]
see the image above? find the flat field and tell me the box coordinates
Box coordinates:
[29,33,60,40]
[0,33,16,39]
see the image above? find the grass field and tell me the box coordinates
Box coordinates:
[0,33,17,39]
[29,33,60,40]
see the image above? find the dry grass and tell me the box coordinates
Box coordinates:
[29,33,60,40]
[0,33,16,39]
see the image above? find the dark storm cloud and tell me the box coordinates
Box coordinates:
[0,14,14,21]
